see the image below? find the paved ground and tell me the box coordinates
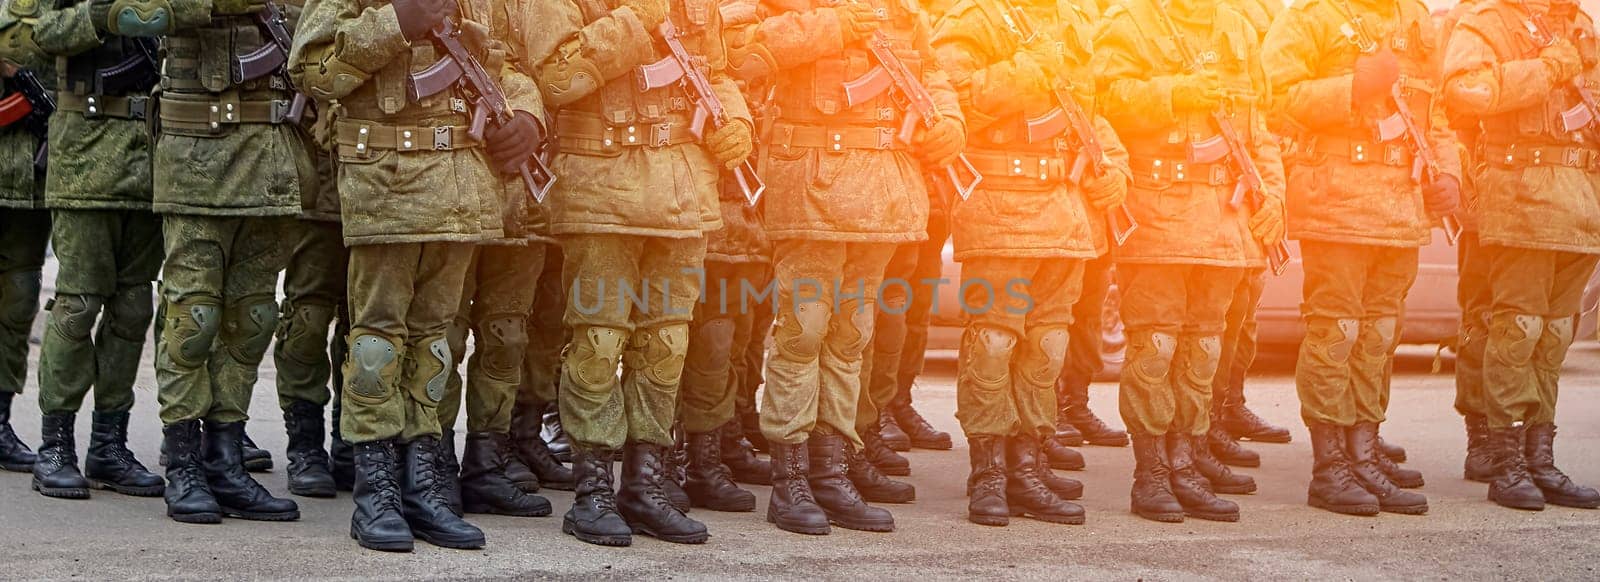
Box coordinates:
[4,308,1600,580]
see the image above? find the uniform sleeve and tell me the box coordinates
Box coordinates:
[518,0,654,108]
[1442,19,1560,117]
[288,0,410,101]
[163,0,221,33]
[1092,12,1183,134]
[1262,8,1354,132]
[1249,54,1285,205]
[705,3,753,128]
[500,60,545,119]
[931,7,1045,132]
[1093,112,1131,182]
[752,1,844,69]
[30,3,101,56]
[914,12,961,126]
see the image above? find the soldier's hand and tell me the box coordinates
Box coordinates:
[1249,197,1285,247]
[1351,48,1400,106]
[1011,50,1053,102]
[914,115,965,168]
[391,0,456,42]
[212,0,266,15]
[620,0,668,31]
[1541,40,1585,83]
[834,3,880,45]
[706,119,755,169]
[1424,174,1461,218]
[1083,169,1127,211]
[484,110,544,175]
[1170,74,1224,112]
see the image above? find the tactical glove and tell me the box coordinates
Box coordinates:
[914,115,965,168]
[834,3,880,45]
[212,0,266,16]
[1249,197,1286,247]
[1351,48,1400,106]
[1170,74,1224,112]
[1084,169,1127,211]
[392,0,455,42]
[1541,40,1584,83]
[484,110,544,174]
[1423,174,1461,218]
[620,0,668,31]
[706,119,754,169]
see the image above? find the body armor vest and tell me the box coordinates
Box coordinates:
[771,0,923,128]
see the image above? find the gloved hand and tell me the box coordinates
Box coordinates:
[834,3,880,45]
[1011,49,1054,102]
[1083,169,1127,211]
[1249,197,1286,246]
[620,0,668,30]
[212,0,267,15]
[1171,73,1224,112]
[484,110,544,174]
[1351,48,1400,106]
[914,115,965,168]
[1541,40,1585,83]
[705,119,754,169]
[392,0,455,41]
[1424,174,1461,218]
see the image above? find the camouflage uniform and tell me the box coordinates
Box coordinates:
[0,81,45,473]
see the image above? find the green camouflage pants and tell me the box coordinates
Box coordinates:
[1216,268,1266,411]
[40,209,163,415]
[891,203,949,408]
[155,214,289,424]
[340,242,474,444]
[1480,245,1598,429]
[0,208,50,395]
[519,244,566,407]
[558,233,705,449]
[1454,231,1490,420]
[441,243,545,434]
[858,242,917,434]
[955,257,1082,439]
[681,260,765,435]
[1116,264,1242,437]
[761,240,894,448]
[737,265,774,416]
[1058,252,1112,404]
[273,219,348,411]
[1294,241,1417,428]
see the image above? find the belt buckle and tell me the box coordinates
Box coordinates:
[1566,147,1583,168]
[433,126,454,150]
[269,99,291,124]
[877,127,895,150]
[651,122,673,147]
[1209,164,1229,186]
[1383,144,1405,167]
[127,95,148,121]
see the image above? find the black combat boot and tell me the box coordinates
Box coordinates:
[1220,402,1291,443]
[1061,401,1129,447]
[967,435,1009,526]
[767,441,829,535]
[283,400,336,498]
[661,432,691,512]
[163,420,222,524]
[0,392,37,472]
[618,442,710,544]
[32,413,89,499]
[1189,433,1256,495]
[1032,443,1083,500]
[438,430,463,515]
[879,415,911,452]
[330,395,355,492]
[1053,412,1084,447]
[1042,437,1085,471]
[1306,424,1380,516]
[891,400,953,450]
[504,455,541,494]
[511,403,573,491]
[1372,426,1424,489]
[202,420,300,521]
[400,436,485,549]
[684,431,756,512]
[739,406,767,453]
[718,419,770,486]
[85,411,164,497]
[809,431,894,532]
[1463,415,1495,483]
[350,440,413,552]
[862,425,910,476]
[1525,424,1599,509]
[1207,407,1261,467]
[844,441,915,504]
[240,428,273,472]
[1488,426,1544,511]
[563,445,632,546]
[1130,435,1183,522]
[1005,435,1085,525]
[542,405,572,463]
[1377,436,1406,463]
[459,432,553,517]
[1344,422,1427,514]
[1166,433,1239,522]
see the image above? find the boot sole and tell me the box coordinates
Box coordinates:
[0,461,34,473]
[32,481,89,499]
[1048,461,1086,471]
[288,485,339,498]
[690,497,758,513]
[1464,471,1495,484]
[221,506,301,522]
[968,513,1009,526]
[1213,484,1257,495]
[874,464,911,477]
[630,524,710,544]
[168,507,223,524]
[1490,492,1547,511]
[909,439,953,450]
[1133,509,1185,523]
[1379,503,1428,515]
[512,483,542,494]
[243,460,273,473]
[536,480,576,492]
[350,525,415,552]
[89,479,165,497]
[1389,477,1425,489]
[1184,510,1240,522]
[1054,434,1085,447]
[1233,432,1291,444]
[860,490,916,504]
[414,530,485,550]
[463,501,554,517]
[1082,436,1130,447]
[1217,456,1261,469]
[730,475,773,487]
[1048,487,1083,501]
[563,517,633,546]
[827,516,895,532]
[1010,507,1085,525]
[1308,496,1380,516]
[884,440,912,452]
[1542,493,1600,509]
[766,511,831,535]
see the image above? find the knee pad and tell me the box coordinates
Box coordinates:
[347,333,401,401]
[162,296,221,368]
[962,326,1017,389]
[1488,313,1543,367]
[1305,317,1359,366]
[1018,326,1069,387]
[0,269,42,331]
[103,284,155,342]
[221,295,278,365]
[408,336,451,404]
[773,301,828,363]
[1358,316,1398,360]
[626,323,690,386]
[685,316,736,377]
[1537,316,1575,369]
[1127,330,1177,385]
[48,294,103,342]
[566,325,626,391]
[1182,334,1223,387]
[477,314,529,382]
[276,301,337,365]
[826,300,874,360]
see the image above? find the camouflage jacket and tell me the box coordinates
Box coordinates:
[933,0,1127,260]
[0,0,152,210]
[0,80,41,208]
[1263,0,1460,247]
[1443,0,1600,254]
[710,0,771,262]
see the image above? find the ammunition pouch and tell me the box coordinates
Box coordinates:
[332,119,481,159]
[1478,143,1600,170]
[555,110,699,156]
[157,93,299,135]
[1288,135,1414,168]
[57,92,150,120]
[765,122,903,153]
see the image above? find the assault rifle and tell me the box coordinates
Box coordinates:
[637,21,766,206]
[408,16,557,204]
[1,68,53,170]
[1524,14,1600,139]
[233,2,309,124]
[96,38,159,96]
[842,30,983,200]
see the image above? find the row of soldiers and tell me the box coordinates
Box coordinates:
[0,0,1593,555]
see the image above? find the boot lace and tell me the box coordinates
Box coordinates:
[783,455,816,504]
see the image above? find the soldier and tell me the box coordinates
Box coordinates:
[1442,0,1600,511]
[1264,0,1459,516]
[0,66,45,475]
[751,0,963,536]
[0,0,165,502]
[521,0,752,546]
[511,249,575,485]
[932,0,1126,527]
[1095,0,1287,523]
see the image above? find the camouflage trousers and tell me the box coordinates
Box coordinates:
[441,243,545,434]
[0,209,50,395]
[340,242,474,444]
[40,209,163,415]
[889,201,950,410]
[155,215,289,424]
[1215,268,1267,412]
[1057,252,1113,406]
[1116,264,1243,437]
[761,240,895,448]
[735,265,774,419]
[1454,232,1490,420]
[680,260,766,435]
[857,243,918,434]
[1294,241,1417,428]
[273,219,348,411]
[559,233,705,449]
[1479,245,1598,429]
[519,244,566,407]
[955,257,1083,439]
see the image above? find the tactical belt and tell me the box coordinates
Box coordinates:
[332,120,481,158]
[556,111,698,155]
[767,123,903,152]
[1480,144,1600,170]
[57,93,149,120]
[964,150,1075,183]
[159,96,299,132]
[1293,136,1413,168]
[1129,157,1234,186]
